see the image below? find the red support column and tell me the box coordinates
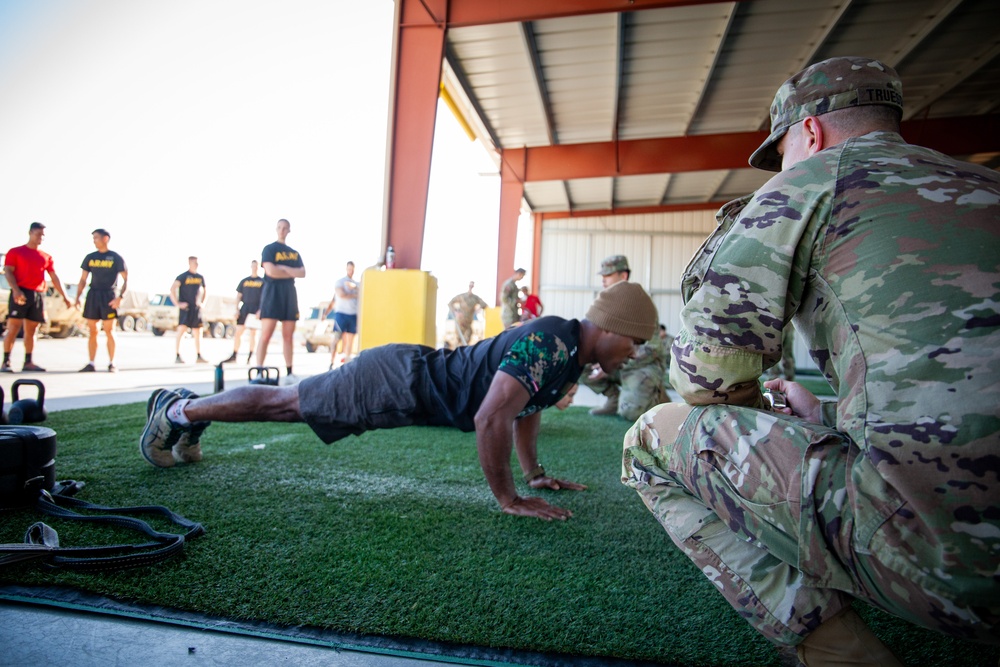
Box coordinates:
[496,151,525,304]
[382,0,448,269]
[531,212,543,295]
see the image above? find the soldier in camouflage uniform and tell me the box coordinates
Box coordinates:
[448,281,489,346]
[500,268,526,328]
[621,57,999,665]
[582,255,669,420]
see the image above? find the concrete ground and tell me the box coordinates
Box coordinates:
[0,329,615,667]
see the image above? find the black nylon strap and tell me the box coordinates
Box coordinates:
[0,484,204,572]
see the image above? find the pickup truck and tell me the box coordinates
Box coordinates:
[149,293,238,338]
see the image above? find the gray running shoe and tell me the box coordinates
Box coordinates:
[171,388,211,463]
[140,388,190,467]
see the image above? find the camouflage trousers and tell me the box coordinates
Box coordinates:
[454,317,474,346]
[621,403,999,646]
[581,365,668,421]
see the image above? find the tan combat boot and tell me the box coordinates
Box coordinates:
[589,386,620,416]
[796,608,903,666]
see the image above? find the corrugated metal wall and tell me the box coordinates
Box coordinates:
[538,209,816,374]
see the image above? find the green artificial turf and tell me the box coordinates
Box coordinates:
[1,405,996,666]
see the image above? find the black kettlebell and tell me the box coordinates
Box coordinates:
[248,366,280,386]
[9,379,46,424]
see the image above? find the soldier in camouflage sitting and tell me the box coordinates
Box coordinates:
[621,57,999,665]
[582,255,668,420]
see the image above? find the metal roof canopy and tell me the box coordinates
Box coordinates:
[382,0,1000,300]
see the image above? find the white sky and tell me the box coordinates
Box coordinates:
[0,0,519,318]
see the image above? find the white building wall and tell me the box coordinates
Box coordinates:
[537,210,815,374]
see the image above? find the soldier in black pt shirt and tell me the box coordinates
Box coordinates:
[170,256,208,364]
[255,218,305,382]
[141,282,658,521]
[75,228,128,372]
[224,260,263,364]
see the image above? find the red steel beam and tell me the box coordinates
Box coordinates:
[445,0,744,27]
[537,202,726,221]
[501,115,999,183]
[382,0,448,270]
[496,153,525,305]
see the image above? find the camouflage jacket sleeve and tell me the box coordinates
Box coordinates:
[622,333,667,372]
[670,176,828,407]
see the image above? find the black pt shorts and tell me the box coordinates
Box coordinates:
[7,289,45,323]
[260,280,299,321]
[178,304,202,328]
[83,288,118,321]
[297,345,430,444]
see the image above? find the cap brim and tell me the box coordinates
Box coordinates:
[748,128,785,172]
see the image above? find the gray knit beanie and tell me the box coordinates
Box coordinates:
[586,282,657,341]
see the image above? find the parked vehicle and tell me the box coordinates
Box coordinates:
[149,293,237,338]
[296,302,334,353]
[117,290,150,332]
[0,271,83,338]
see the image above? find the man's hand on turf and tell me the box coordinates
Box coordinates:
[502,496,573,521]
[528,475,587,492]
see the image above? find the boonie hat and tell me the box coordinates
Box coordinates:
[598,255,630,276]
[586,281,657,341]
[749,56,903,172]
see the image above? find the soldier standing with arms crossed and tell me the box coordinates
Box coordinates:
[256,219,305,383]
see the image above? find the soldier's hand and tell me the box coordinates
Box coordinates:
[763,379,821,423]
[528,475,587,492]
[501,495,573,521]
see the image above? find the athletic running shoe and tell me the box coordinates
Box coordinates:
[175,355,185,364]
[195,355,209,364]
[0,361,12,373]
[140,388,189,467]
[22,362,46,372]
[79,363,96,373]
[107,363,118,373]
[222,352,237,363]
[280,373,301,386]
[170,388,211,464]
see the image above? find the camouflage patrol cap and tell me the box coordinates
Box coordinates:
[749,56,903,172]
[598,255,630,276]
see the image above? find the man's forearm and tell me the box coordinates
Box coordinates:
[512,413,542,479]
[476,420,518,508]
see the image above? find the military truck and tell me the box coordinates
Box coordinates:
[149,293,237,338]
[116,290,150,332]
[0,272,83,338]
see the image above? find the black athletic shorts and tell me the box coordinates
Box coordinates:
[237,303,256,325]
[83,288,118,321]
[260,280,298,321]
[178,303,203,328]
[298,345,431,444]
[7,288,45,323]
